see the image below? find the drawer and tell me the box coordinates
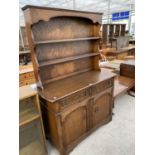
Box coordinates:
[20,78,36,87]
[20,72,35,81]
[26,78,36,84]
[92,79,114,96]
[28,72,35,78]
[20,81,26,87]
[58,79,114,108]
[59,87,91,107]
[20,74,25,81]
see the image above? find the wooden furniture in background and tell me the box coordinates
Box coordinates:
[120,60,135,78]
[19,26,31,64]
[102,24,126,45]
[19,64,36,87]
[100,24,132,61]
[104,45,135,60]
[19,26,29,51]
[124,55,135,60]
[19,85,47,155]
[113,76,135,98]
[19,50,31,65]
[120,24,126,36]
[120,60,135,92]
[23,5,116,155]
[99,59,125,75]
[113,60,135,98]
[100,59,135,99]
[129,39,135,45]
[111,36,129,50]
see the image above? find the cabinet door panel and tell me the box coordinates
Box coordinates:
[62,106,87,146]
[93,92,112,127]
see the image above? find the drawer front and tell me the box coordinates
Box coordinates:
[20,80,26,87]
[19,71,36,86]
[20,72,35,81]
[59,88,91,107]
[20,74,26,81]
[20,78,36,87]
[58,79,114,108]
[92,79,113,96]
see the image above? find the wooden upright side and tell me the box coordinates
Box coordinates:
[23,9,43,88]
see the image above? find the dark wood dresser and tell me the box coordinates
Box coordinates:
[22,5,116,155]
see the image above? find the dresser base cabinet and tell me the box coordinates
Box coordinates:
[40,79,114,155]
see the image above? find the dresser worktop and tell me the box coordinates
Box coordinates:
[39,70,116,102]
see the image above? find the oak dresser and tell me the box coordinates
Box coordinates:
[22,5,116,155]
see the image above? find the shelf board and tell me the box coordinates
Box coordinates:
[19,105,40,127]
[39,52,100,67]
[20,140,46,155]
[34,37,101,45]
[19,50,30,55]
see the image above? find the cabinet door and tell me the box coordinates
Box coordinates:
[61,100,88,147]
[92,91,112,127]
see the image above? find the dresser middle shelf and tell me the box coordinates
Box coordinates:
[39,52,99,67]
[34,37,101,45]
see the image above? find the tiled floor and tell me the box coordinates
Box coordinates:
[47,94,135,155]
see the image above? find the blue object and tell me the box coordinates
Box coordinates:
[112,11,129,21]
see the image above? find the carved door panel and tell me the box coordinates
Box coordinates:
[61,100,88,147]
[92,91,112,127]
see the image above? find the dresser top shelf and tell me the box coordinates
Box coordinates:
[39,70,116,102]
[23,5,104,89]
[22,5,103,15]
[34,37,101,45]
